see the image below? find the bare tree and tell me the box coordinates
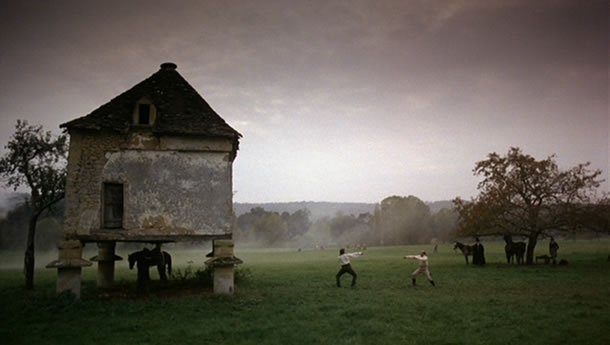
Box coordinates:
[0,120,67,289]
[454,147,604,264]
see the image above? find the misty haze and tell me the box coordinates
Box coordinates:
[0,1,608,345]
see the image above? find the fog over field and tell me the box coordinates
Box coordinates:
[0,192,27,218]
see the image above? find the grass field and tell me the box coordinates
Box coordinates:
[1,240,609,345]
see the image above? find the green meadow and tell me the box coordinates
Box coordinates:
[0,240,609,345]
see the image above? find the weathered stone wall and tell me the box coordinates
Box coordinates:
[103,149,232,235]
[64,130,123,238]
[63,129,235,240]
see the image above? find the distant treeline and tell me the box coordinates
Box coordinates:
[234,202,376,221]
[0,195,457,250]
[235,196,458,248]
[234,200,455,221]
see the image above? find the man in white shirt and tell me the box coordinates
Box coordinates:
[404,250,435,287]
[336,248,364,288]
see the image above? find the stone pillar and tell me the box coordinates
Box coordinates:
[214,265,235,295]
[90,242,122,288]
[46,240,92,300]
[205,240,242,295]
[215,239,234,257]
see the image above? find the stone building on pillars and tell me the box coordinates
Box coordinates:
[47,63,242,298]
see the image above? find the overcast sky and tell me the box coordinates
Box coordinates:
[0,0,608,203]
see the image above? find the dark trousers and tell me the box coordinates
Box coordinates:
[336,264,357,287]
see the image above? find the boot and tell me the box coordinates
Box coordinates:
[412,278,416,286]
[430,280,435,287]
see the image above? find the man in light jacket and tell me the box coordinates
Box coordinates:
[404,250,435,287]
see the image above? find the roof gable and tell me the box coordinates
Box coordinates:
[61,63,241,140]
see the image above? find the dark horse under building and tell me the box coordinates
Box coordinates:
[128,246,172,292]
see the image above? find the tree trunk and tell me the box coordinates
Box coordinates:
[24,213,39,290]
[525,233,538,265]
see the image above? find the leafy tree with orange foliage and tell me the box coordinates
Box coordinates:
[454,147,605,264]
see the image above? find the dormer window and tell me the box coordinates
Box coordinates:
[138,104,151,125]
[134,98,156,126]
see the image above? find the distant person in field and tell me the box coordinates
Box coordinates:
[549,237,559,265]
[472,237,486,265]
[404,251,435,287]
[336,248,364,288]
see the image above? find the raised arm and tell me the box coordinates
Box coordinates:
[404,255,421,260]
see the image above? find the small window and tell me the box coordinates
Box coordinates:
[133,98,156,126]
[138,104,151,125]
[103,183,124,229]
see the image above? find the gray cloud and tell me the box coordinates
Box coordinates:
[0,0,607,202]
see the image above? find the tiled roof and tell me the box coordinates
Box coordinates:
[60,63,242,140]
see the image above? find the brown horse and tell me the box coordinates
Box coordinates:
[503,234,526,264]
[454,241,474,264]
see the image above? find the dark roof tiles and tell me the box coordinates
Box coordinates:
[61,64,241,140]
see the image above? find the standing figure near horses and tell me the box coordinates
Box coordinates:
[472,237,486,265]
[549,237,559,265]
[504,234,526,264]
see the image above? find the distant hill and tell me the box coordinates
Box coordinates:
[427,200,455,213]
[0,191,454,222]
[234,200,455,220]
[234,202,376,221]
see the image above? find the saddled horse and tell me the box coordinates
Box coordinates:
[454,241,475,264]
[128,246,172,291]
[503,234,526,264]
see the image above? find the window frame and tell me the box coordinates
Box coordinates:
[102,182,124,229]
[133,97,156,126]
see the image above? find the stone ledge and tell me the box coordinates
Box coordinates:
[46,258,92,268]
[205,256,243,267]
[89,254,123,262]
